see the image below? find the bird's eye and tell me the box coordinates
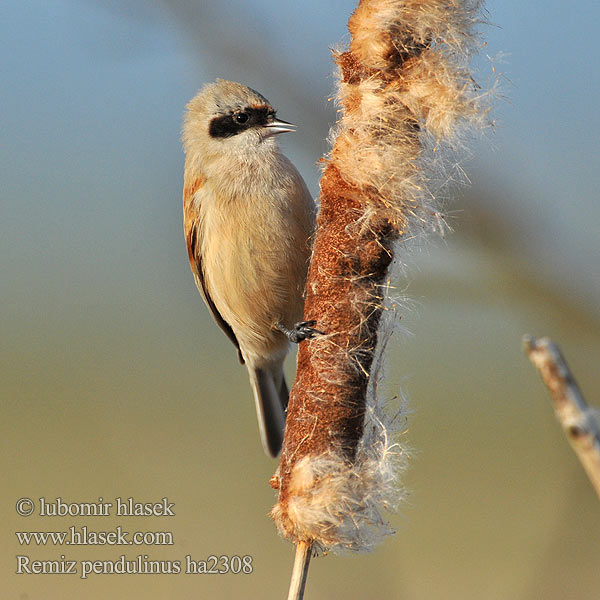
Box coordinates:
[234,112,249,124]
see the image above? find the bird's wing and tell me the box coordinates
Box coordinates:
[183,173,244,364]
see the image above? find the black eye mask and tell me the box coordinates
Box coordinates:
[209,107,274,139]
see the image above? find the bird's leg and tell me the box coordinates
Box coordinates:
[276,320,324,344]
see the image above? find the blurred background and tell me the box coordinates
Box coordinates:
[2,1,599,598]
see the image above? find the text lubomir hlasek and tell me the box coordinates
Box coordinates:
[37,497,175,517]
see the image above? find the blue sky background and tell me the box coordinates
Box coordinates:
[2,0,599,326]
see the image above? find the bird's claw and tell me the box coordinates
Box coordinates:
[294,320,326,342]
[277,320,325,343]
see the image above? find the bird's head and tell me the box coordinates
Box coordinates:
[183,79,295,174]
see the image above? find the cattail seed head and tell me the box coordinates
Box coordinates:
[272,0,492,552]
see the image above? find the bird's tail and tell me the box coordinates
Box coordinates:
[248,363,289,457]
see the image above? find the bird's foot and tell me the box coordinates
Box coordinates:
[277,320,325,343]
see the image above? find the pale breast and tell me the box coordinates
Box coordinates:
[198,177,313,358]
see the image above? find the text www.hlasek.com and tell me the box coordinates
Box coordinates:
[16,527,173,546]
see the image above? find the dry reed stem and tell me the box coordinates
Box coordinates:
[524,335,600,500]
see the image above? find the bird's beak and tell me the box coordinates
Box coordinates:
[264,118,296,136]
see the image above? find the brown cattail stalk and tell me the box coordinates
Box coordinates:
[272,0,490,551]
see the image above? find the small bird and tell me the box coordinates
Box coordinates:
[182,80,317,457]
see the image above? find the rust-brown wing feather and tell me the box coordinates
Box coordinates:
[184,174,244,364]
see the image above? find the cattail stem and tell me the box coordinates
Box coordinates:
[287,541,313,600]
[523,335,600,500]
